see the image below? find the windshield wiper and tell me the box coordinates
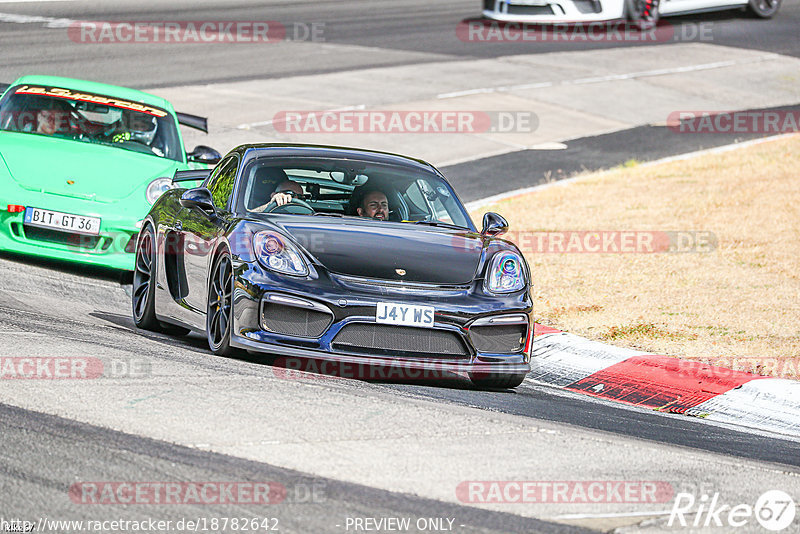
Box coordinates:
[412,220,466,230]
[312,212,344,217]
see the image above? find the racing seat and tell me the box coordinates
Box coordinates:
[247,166,289,210]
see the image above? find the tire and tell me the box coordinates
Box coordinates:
[207,251,236,356]
[748,0,781,18]
[132,225,161,331]
[469,371,527,390]
[132,225,191,336]
[625,0,660,29]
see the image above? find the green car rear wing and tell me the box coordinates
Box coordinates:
[173,169,212,184]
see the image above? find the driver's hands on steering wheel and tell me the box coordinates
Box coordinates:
[270,190,294,207]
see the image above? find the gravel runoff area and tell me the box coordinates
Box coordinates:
[473,134,800,380]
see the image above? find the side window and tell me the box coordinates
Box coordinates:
[206,156,238,210]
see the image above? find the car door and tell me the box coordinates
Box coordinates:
[178,154,239,320]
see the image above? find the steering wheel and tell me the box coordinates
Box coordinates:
[261,196,315,215]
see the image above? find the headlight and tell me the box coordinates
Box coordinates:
[145,177,176,204]
[485,251,526,293]
[253,231,309,276]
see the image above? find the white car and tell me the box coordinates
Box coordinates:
[482,0,781,26]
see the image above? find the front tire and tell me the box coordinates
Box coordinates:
[625,0,660,29]
[748,0,781,18]
[207,251,236,356]
[469,371,527,390]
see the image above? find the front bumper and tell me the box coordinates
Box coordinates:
[483,0,625,23]
[0,199,139,271]
[230,262,533,378]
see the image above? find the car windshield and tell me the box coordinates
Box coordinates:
[239,157,473,229]
[0,85,183,162]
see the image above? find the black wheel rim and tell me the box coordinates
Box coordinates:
[132,231,152,321]
[208,255,232,348]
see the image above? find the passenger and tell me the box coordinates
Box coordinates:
[356,188,389,221]
[35,100,73,135]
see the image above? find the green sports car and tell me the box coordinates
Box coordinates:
[0,75,220,271]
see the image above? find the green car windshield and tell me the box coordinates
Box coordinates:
[0,85,183,162]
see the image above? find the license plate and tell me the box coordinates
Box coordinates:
[376,302,435,328]
[24,207,101,236]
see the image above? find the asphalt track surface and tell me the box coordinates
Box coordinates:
[1,1,800,532]
[0,402,590,534]
[0,252,798,531]
[444,104,800,202]
[0,0,799,87]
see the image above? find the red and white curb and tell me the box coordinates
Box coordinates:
[529,325,800,438]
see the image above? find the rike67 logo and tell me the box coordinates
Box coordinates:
[669,490,796,531]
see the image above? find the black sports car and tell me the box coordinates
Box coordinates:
[132,144,533,388]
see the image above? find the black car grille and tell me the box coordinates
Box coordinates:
[23,225,101,250]
[507,4,555,15]
[261,302,332,338]
[333,323,470,359]
[470,324,527,354]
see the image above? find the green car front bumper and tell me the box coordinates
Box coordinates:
[0,200,140,271]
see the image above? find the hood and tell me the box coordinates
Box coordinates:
[275,217,485,284]
[0,132,182,202]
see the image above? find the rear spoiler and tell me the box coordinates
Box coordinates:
[176,112,208,133]
[173,169,212,184]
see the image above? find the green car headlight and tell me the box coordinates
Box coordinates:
[145,177,176,204]
[485,251,526,293]
[253,231,309,277]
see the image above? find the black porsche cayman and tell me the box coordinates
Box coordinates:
[132,144,533,388]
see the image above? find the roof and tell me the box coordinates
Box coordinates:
[233,143,440,174]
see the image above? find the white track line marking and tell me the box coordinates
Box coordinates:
[464,132,799,211]
[437,56,780,99]
[0,11,76,27]
[237,104,367,130]
[555,510,674,520]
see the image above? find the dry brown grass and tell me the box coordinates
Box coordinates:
[472,135,800,379]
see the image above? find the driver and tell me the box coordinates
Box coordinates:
[356,188,389,221]
[251,167,303,212]
[127,112,158,145]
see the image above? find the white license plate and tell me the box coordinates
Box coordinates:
[24,207,101,236]
[376,302,435,328]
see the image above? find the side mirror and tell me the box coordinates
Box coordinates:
[187,145,222,165]
[481,212,508,237]
[180,187,215,213]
